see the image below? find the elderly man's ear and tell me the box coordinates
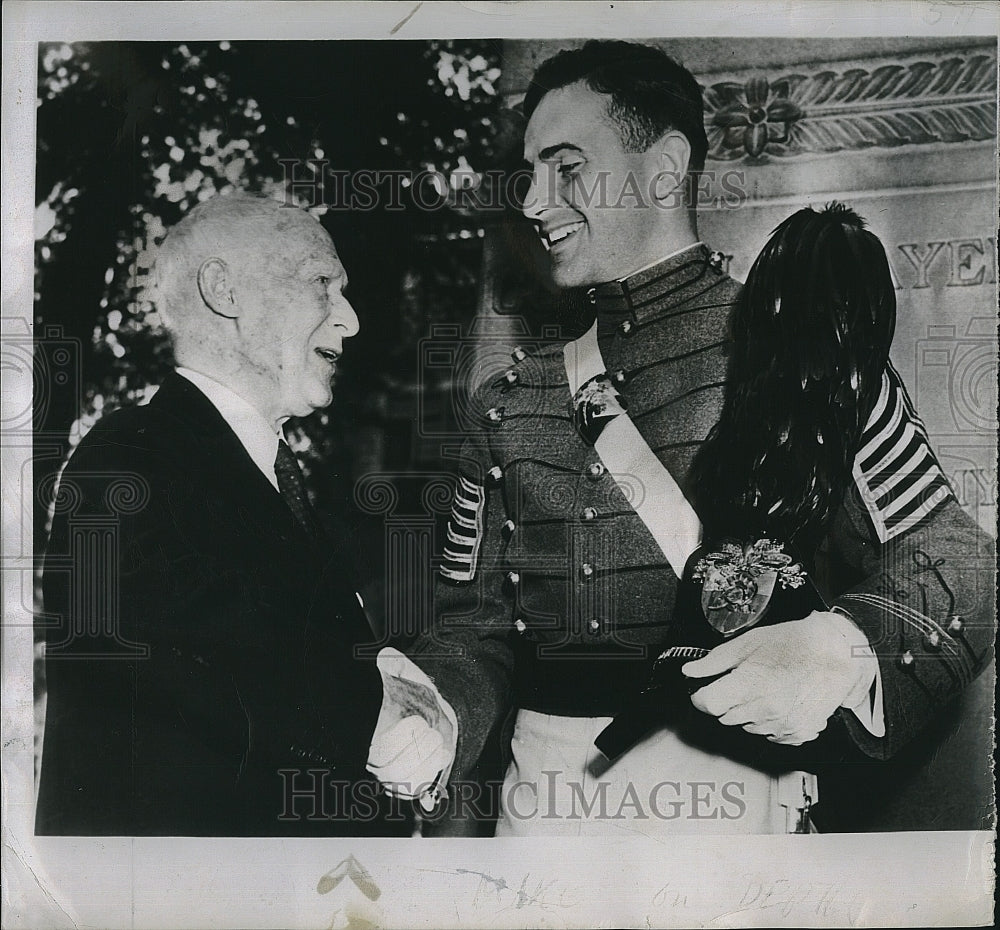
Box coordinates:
[197,257,239,319]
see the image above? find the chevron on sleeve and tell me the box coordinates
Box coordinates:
[851,362,955,544]
[440,474,486,582]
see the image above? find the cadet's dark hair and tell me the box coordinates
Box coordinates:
[692,202,897,555]
[523,40,708,173]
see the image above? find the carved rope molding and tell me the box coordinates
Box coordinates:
[703,51,997,161]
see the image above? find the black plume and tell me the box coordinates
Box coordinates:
[692,202,896,556]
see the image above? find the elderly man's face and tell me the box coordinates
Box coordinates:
[230,211,359,423]
[522,82,670,288]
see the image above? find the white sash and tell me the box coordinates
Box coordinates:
[563,321,702,578]
[562,321,817,831]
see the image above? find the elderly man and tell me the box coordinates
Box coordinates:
[36,194,454,836]
[413,41,994,836]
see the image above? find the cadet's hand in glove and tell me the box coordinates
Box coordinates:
[682,611,875,745]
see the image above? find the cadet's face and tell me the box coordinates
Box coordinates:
[231,214,359,423]
[522,82,666,288]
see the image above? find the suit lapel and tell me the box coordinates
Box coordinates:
[148,373,372,638]
[149,373,316,553]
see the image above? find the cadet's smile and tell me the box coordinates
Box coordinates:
[537,218,585,254]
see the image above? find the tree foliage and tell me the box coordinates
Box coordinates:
[35,39,503,518]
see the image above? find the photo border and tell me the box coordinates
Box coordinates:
[3,3,997,928]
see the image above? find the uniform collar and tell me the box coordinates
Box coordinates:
[587,242,726,326]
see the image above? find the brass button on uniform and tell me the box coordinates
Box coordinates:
[619,320,633,336]
[514,619,527,634]
[924,630,942,650]
[899,650,915,668]
[488,465,503,482]
[511,346,527,363]
[486,407,503,423]
[502,519,516,538]
[947,616,964,635]
[588,618,601,634]
[581,506,597,522]
[581,562,595,580]
[586,462,606,480]
[611,369,627,386]
[507,570,521,586]
[503,369,519,385]
[587,287,597,305]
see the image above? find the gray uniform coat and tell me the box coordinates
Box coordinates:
[413,244,995,830]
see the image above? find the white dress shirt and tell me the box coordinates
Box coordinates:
[175,367,281,491]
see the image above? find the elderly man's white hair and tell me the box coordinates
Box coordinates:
[152,192,320,335]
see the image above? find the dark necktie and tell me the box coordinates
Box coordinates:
[274,439,321,540]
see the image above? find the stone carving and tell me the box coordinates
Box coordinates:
[705,52,996,160]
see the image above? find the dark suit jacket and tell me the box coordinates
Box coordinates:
[36,373,399,836]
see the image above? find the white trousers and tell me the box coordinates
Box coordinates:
[494,710,816,837]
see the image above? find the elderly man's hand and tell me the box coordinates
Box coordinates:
[681,611,875,745]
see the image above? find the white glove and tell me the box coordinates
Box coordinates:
[366,647,457,811]
[683,611,877,745]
